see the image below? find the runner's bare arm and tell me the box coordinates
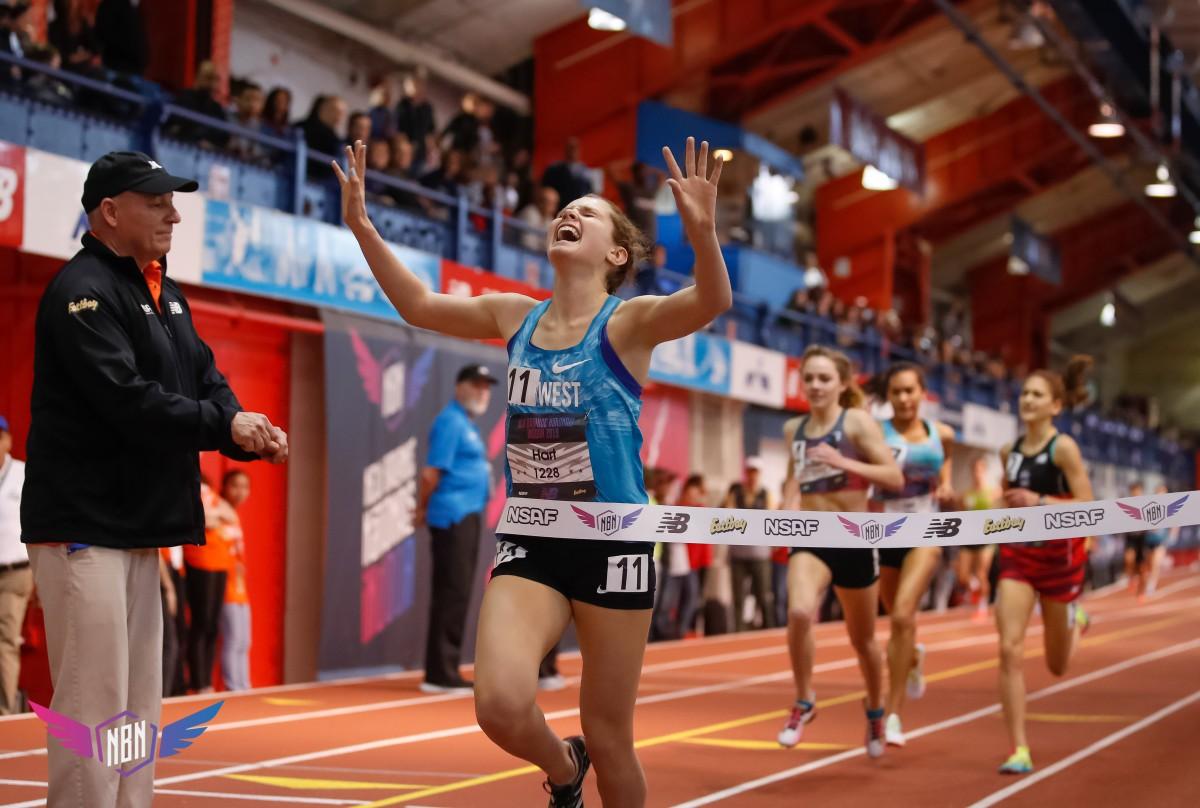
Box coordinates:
[333,142,537,340]
[1049,435,1092,504]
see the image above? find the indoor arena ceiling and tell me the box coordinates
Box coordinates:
[317,0,582,75]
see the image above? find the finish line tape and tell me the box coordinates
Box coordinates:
[497,492,1199,549]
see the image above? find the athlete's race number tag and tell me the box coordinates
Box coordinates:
[507,366,544,406]
[793,439,847,493]
[507,412,596,501]
[1005,451,1024,484]
[598,554,649,594]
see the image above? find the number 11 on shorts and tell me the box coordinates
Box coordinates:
[598,554,649,594]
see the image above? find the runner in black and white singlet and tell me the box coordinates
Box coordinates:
[777,346,903,759]
[336,137,731,808]
[872,362,956,748]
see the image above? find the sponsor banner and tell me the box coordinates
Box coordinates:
[201,198,438,321]
[441,258,549,300]
[731,341,786,408]
[318,311,508,675]
[590,0,672,47]
[1010,215,1061,285]
[830,88,926,194]
[784,356,808,411]
[961,402,1018,452]
[649,331,731,396]
[19,148,205,282]
[0,141,25,247]
[496,492,1200,549]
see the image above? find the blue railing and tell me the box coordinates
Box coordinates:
[0,52,1191,484]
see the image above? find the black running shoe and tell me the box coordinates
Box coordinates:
[544,735,589,808]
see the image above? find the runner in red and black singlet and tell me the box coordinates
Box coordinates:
[994,357,1095,776]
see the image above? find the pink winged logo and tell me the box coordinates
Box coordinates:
[30,700,224,776]
[837,515,906,545]
[1117,495,1188,526]
[572,506,643,536]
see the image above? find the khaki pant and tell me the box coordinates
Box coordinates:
[0,564,33,714]
[29,545,162,808]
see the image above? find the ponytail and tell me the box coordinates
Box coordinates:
[1029,354,1093,408]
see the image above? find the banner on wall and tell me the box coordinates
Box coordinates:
[640,386,691,480]
[649,331,732,396]
[442,258,549,299]
[16,147,205,281]
[830,88,926,194]
[318,311,508,676]
[731,342,786,408]
[202,199,438,320]
[962,402,1018,451]
[0,141,25,248]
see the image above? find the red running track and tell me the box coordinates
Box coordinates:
[1,568,1198,807]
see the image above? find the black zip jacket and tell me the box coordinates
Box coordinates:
[21,233,259,548]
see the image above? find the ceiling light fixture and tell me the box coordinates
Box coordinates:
[1087,103,1125,138]
[861,165,899,191]
[1189,216,1200,245]
[1006,255,1030,276]
[1144,162,1177,198]
[587,8,627,32]
[712,148,734,162]
[1099,300,1116,327]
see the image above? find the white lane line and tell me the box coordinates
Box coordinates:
[150,626,1025,790]
[668,637,1200,807]
[155,788,364,805]
[0,785,362,807]
[966,689,1200,808]
[3,588,1190,770]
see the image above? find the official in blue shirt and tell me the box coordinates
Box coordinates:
[418,364,497,692]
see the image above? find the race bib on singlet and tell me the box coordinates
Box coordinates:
[793,439,848,493]
[507,412,596,501]
[883,494,935,514]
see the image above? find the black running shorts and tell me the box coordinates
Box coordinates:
[491,535,657,610]
[790,546,879,589]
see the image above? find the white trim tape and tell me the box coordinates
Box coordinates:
[496,493,1198,549]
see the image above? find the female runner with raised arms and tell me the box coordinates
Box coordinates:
[777,346,903,758]
[994,358,1094,775]
[334,137,730,807]
[872,362,956,748]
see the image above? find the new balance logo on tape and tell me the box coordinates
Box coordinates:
[1044,508,1104,530]
[657,512,690,534]
[923,518,962,540]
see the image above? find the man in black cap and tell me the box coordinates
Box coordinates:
[22,151,288,807]
[0,2,32,82]
[417,364,497,692]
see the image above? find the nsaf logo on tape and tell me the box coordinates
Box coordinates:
[1117,495,1189,527]
[838,516,906,545]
